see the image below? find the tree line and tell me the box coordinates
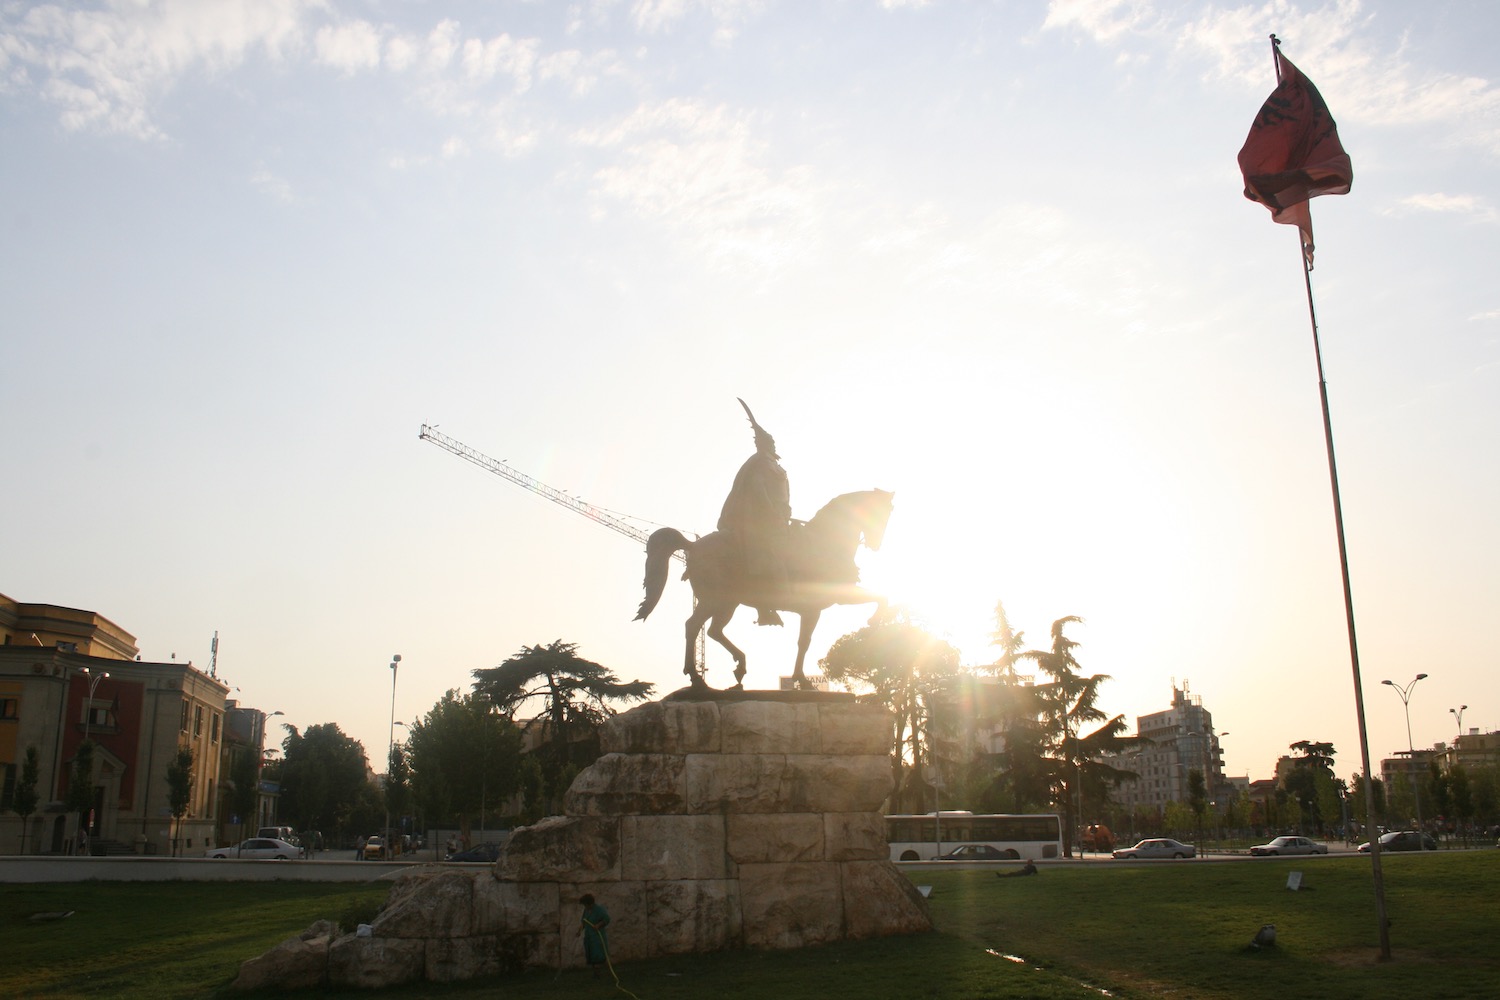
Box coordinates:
[262,640,654,848]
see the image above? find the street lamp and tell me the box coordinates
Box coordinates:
[384,654,401,859]
[81,671,109,743]
[77,667,109,852]
[1449,705,1467,737]
[1381,673,1428,835]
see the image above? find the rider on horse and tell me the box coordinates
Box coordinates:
[718,399,791,627]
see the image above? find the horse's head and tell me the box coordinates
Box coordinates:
[808,489,896,552]
[856,489,895,550]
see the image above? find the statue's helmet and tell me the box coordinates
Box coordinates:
[737,398,779,459]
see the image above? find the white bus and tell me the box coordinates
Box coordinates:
[886,811,1062,861]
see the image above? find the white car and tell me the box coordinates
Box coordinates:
[205,837,302,860]
[1112,838,1197,859]
[1249,835,1328,857]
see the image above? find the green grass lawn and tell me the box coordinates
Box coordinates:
[2,853,1496,999]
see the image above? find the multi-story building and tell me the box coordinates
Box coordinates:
[214,701,283,846]
[1106,682,1227,815]
[1434,729,1500,772]
[0,594,229,855]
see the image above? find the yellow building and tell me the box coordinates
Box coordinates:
[1,593,228,855]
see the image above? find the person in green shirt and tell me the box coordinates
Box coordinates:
[579,894,611,977]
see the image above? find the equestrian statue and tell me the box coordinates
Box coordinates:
[635,399,893,690]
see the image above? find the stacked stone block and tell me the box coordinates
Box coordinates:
[232,693,931,991]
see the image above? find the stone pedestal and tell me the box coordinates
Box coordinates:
[232,693,930,991]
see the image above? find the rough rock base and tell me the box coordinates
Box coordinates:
[232,693,930,991]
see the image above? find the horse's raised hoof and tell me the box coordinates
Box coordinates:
[755,609,784,626]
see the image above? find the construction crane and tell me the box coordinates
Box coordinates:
[417,423,704,667]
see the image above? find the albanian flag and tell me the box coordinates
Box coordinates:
[1238,46,1352,264]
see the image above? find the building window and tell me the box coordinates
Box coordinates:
[0,762,14,809]
[180,700,190,733]
[211,714,220,744]
[0,697,18,721]
[194,706,203,738]
[87,705,110,728]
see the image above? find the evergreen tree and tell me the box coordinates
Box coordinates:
[66,740,96,854]
[472,641,652,814]
[9,746,40,854]
[226,749,259,842]
[166,746,194,857]
[1016,617,1138,857]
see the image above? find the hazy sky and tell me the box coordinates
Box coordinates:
[4,0,1495,790]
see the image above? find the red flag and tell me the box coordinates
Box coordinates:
[1238,46,1352,264]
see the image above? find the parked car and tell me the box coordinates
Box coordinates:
[363,835,387,860]
[1249,836,1328,857]
[1112,838,1197,859]
[1357,830,1436,853]
[205,837,301,860]
[446,842,504,863]
[931,844,1018,861]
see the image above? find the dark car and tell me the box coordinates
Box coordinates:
[446,842,503,863]
[932,844,1019,861]
[1357,830,1436,853]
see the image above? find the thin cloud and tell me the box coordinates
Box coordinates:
[1044,0,1500,157]
[314,20,383,75]
[1043,0,1159,44]
[0,0,313,139]
[574,98,823,272]
[629,0,764,42]
[0,4,616,139]
[1390,192,1497,223]
[249,165,295,203]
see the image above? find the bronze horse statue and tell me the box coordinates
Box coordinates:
[635,489,894,690]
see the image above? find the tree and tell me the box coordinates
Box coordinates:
[819,617,962,812]
[472,641,653,814]
[66,740,96,855]
[1187,768,1207,843]
[407,689,524,836]
[278,723,372,844]
[1448,765,1474,844]
[1285,740,1337,834]
[976,602,1053,813]
[387,742,412,834]
[1017,616,1139,857]
[165,746,194,857]
[9,745,40,854]
[226,749,259,842]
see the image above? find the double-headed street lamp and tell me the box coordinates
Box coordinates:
[81,668,109,746]
[1381,673,1427,834]
[77,667,109,851]
[1450,705,1467,737]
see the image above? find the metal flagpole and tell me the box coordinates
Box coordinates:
[1293,146,1393,965]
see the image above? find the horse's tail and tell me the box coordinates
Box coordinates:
[635,527,692,621]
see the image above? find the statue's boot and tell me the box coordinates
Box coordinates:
[756,608,784,626]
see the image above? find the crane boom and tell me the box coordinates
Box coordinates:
[418,423,702,668]
[419,424,675,550]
